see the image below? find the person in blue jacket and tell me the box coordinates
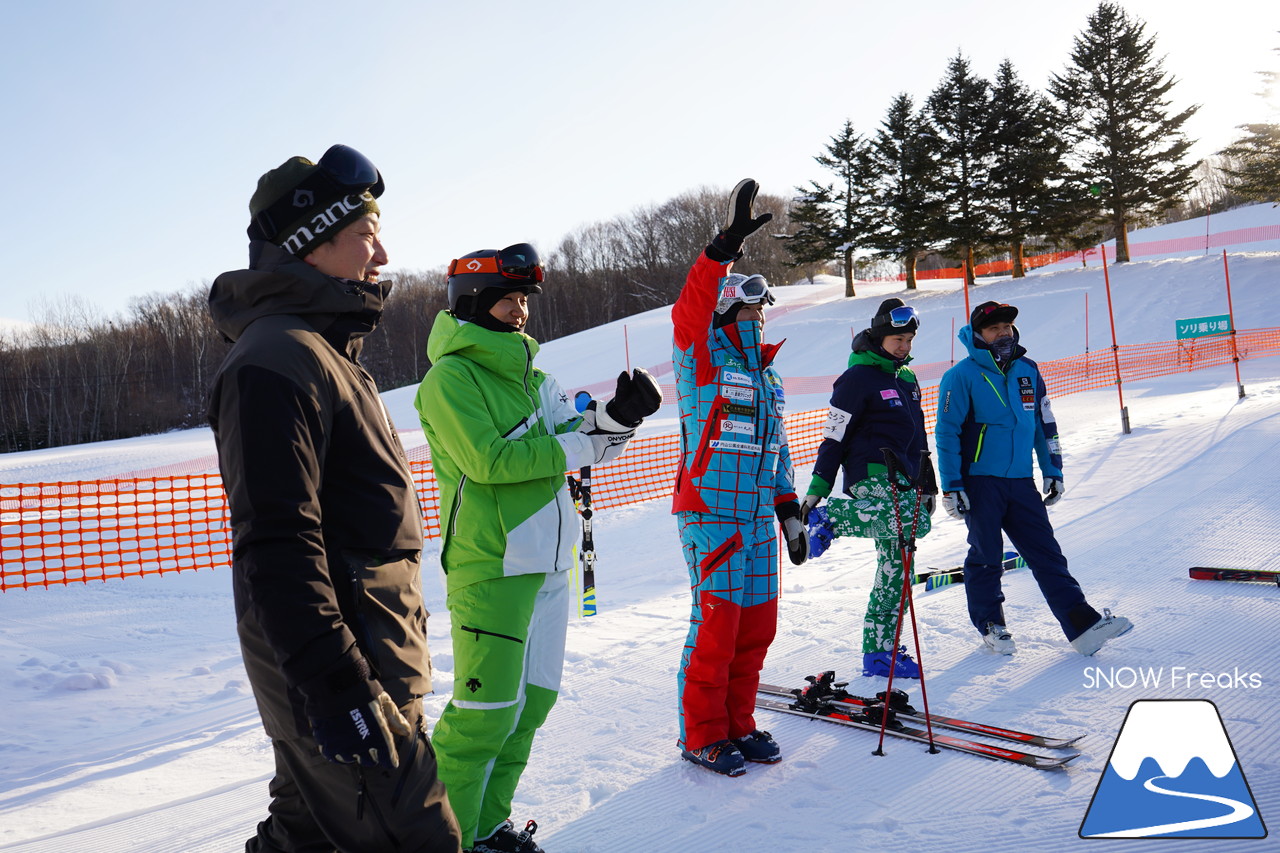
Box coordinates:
[800,298,935,679]
[935,301,1132,656]
[670,179,809,778]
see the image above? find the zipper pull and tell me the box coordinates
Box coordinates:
[356,774,366,820]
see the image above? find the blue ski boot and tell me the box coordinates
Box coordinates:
[681,739,746,776]
[733,729,782,763]
[862,648,921,678]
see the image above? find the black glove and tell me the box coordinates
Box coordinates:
[299,649,410,769]
[708,179,773,260]
[605,368,663,428]
[776,500,809,566]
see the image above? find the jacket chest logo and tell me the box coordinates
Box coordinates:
[1018,376,1035,411]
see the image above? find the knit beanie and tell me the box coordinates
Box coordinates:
[866,298,919,340]
[248,150,382,257]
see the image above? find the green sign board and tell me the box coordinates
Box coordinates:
[1176,315,1232,340]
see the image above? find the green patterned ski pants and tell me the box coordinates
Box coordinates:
[825,473,931,654]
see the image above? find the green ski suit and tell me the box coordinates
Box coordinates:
[415,310,586,848]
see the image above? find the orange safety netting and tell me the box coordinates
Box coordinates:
[2,329,1274,591]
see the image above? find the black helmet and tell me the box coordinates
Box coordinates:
[447,242,544,320]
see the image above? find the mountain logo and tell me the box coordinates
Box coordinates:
[1080,699,1267,839]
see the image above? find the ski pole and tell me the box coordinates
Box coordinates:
[873,449,937,755]
[903,449,940,753]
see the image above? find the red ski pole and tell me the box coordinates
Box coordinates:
[873,449,938,756]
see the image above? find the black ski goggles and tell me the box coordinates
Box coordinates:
[253,144,384,238]
[448,243,545,284]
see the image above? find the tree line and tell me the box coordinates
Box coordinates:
[0,186,799,454]
[3,4,1277,454]
[784,2,1207,295]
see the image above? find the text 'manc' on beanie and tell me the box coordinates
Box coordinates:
[247,153,381,258]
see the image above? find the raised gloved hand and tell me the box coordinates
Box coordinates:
[1043,477,1065,506]
[606,368,663,428]
[776,500,808,565]
[300,651,411,770]
[709,179,774,260]
[941,490,970,520]
[805,505,836,559]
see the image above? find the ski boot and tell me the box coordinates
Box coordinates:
[681,739,746,777]
[733,729,782,763]
[472,818,544,853]
[862,647,921,678]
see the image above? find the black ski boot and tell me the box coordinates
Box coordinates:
[472,819,545,853]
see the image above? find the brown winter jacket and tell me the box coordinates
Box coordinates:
[207,242,431,739]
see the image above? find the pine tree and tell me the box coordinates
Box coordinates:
[1221,37,1280,203]
[781,120,878,297]
[927,52,996,287]
[866,94,943,289]
[987,60,1069,277]
[1049,2,1198,262]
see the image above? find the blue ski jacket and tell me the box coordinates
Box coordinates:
[935,325,1062,492]
[670,252,797,520]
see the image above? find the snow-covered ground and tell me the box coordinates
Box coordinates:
[3,207,1280,852]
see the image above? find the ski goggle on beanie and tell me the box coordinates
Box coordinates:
[873,305,919,328]
[714,274,774,316]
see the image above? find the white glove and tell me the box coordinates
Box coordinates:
[557,404,635,468]
[800,494,822,521]
[922,494,937,516]
[1043,478,1065,506]
[941,490,970,520]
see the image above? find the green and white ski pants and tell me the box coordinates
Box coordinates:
[825,473,931,654]
[432,571,568,849]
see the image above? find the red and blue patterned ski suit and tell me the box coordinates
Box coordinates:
[671,252,797,751]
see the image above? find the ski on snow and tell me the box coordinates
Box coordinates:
[755,673,1080,769]
[758,673,1082,750]
[1188,566,1280,585]
[913,551,1025,591]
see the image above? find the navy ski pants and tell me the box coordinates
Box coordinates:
[961,475,1093,641]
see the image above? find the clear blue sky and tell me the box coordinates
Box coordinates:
[1,0,1274,326]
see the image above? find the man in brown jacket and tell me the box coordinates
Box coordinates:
[208,144,461,852]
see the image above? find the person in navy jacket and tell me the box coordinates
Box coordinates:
[801,298,935,679]
[934,301,1132,656]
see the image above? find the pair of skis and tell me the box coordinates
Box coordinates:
[756,671,1081,770]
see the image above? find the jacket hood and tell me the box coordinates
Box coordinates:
[426,309,540,377]
[209,241,390,342]
[959,323,1025,371]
